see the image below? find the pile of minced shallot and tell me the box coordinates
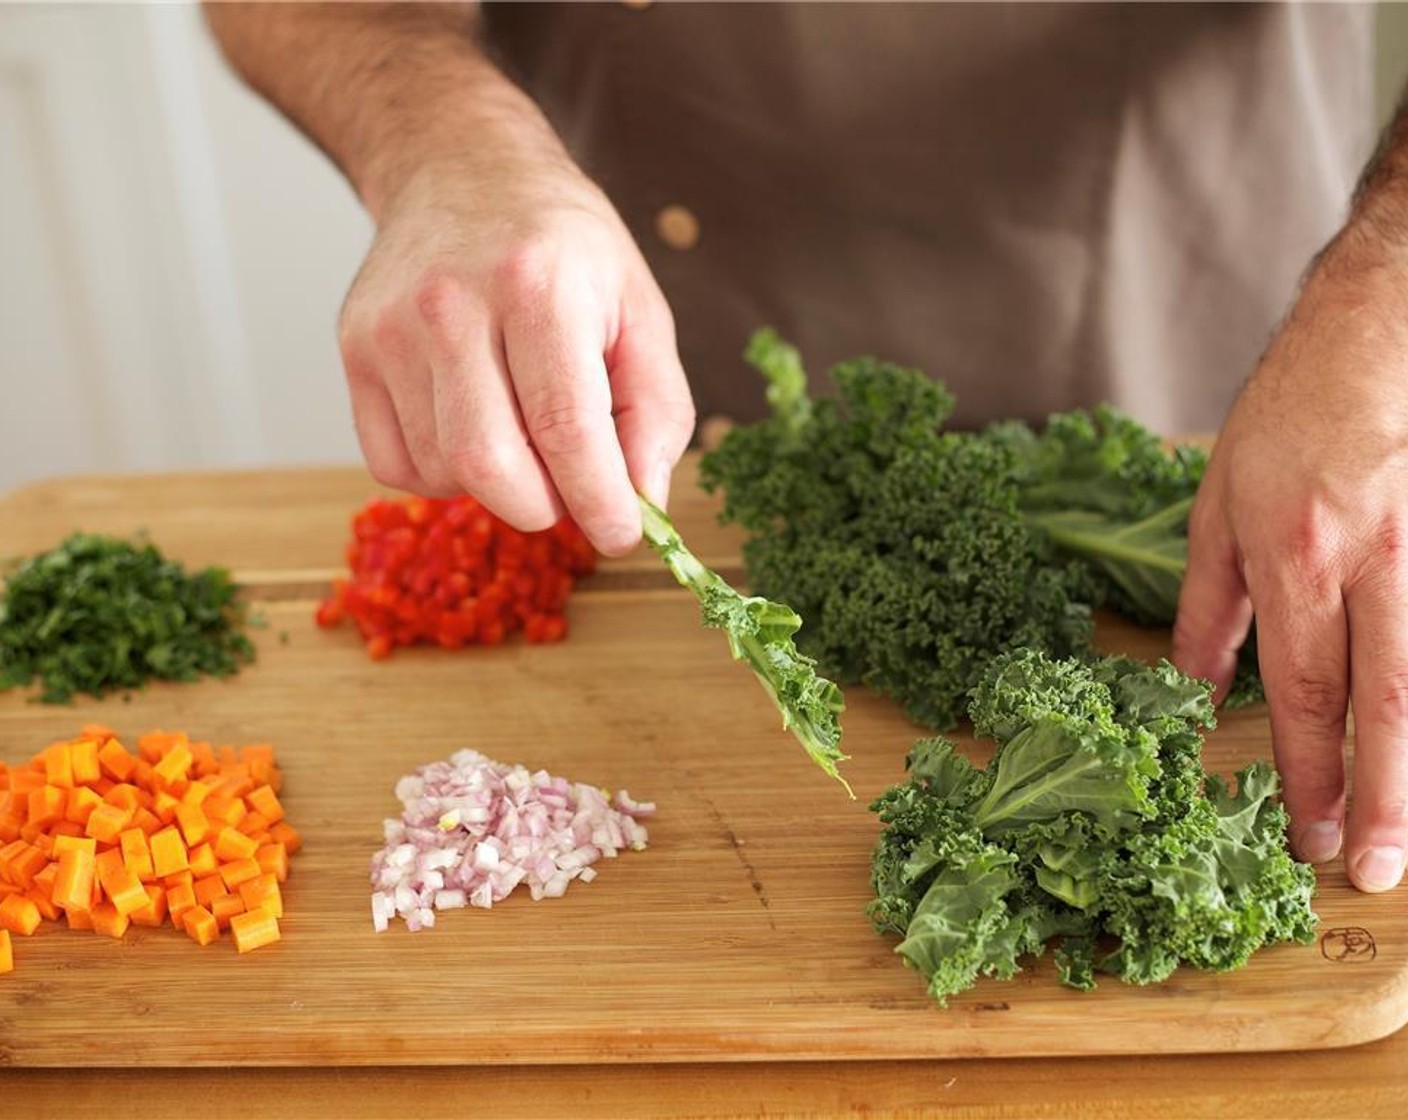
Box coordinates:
[370,749,654,932]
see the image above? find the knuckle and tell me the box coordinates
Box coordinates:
[1362,669,1408,730]
[412,271,470,342]
[445,442,514,493]
[493,239,555,304]
[371,308,412,361]
[1275,670,1348,730]
[1276,504,1347,597]
[525,401,604,458]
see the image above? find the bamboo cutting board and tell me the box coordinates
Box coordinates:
[0,462,1405,1067]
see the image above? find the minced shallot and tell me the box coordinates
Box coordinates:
[369,749,655,932]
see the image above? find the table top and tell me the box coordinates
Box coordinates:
[1,457,1404,1119]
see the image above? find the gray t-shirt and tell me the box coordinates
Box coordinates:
[483,1,1375,433]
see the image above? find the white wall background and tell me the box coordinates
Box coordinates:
[0,1,369,495]
[0,2,1405,496]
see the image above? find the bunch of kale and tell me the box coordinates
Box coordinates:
[700,330,1262,728]
[869,651,1315,1002]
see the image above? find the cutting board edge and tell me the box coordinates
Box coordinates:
[5,995,1406,1069]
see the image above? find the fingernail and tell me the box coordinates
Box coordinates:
[648,460,671,508]
[1351,846,1406,892]
[1298,821,1342,864]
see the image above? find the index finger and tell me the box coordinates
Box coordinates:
[1344,557,1408,892]
[504,303,641,556]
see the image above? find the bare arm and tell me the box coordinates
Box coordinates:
[204,2,695,555]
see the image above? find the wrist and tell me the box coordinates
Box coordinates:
[358,67,572,226]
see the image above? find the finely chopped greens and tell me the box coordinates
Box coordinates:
[0,533,254,703]
[700,329,1266,725]
[868,651,1316,1004]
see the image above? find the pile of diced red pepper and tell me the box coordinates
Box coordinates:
[316,495,597,659]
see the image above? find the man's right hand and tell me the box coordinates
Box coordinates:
[204,3,694,557]
[338,156,694,556]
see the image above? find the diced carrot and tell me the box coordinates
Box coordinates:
[149,827,188,878]
[245,785,286,824]
[99,863,148,918]
[214,828,258,863]
[9,770,45,795]
[26,785,65,829]
[210,892,245,930]
[218,858,261,890]
[85,802,131,845]
[96,739,136,782]
[255,843,289,883]
[51,835,97,858]
[203,795,245,829]
[3,843,48,888]
[64,786,102,826]
[183,904,219,946]
[69,739,101,785]
[1,727,298,972]
[236,810,271,837]
[103,783,143,812]
[0,893,41,935]
[91,902,131,940]
[166,881,197,926]
[43,744,74,790]
[268,822,302,855]
[181,779,214,809]
[188,842,217,878]
[193,874,227,908]
[190,742,217,776]
[174,803,210,847]
[66,907,94,931]
[163,869,193,892]
[53,849,97,913]
[33,860,57,894]
[239,874,283,919]
[80,723,118,744]
[94,846,126,888]
[229,907,280,954]
[0,928,11,973]
[119,828,155,880]
[152,791,181,824]
[130,884,168,928]
[151,740,193,790]
[27,886,61,922]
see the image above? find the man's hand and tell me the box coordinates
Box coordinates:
[339,156,693,556]
[1174,228,1408,894]
[205,3,694,556]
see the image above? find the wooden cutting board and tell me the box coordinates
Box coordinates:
[0,462,1404,1067]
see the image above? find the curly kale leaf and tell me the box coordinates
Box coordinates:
[870,652,1316,1004]
[701,331,1093,730]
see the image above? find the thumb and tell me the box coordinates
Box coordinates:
[1172,488,1254,702]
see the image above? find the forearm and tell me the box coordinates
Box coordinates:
[202,1,569,222]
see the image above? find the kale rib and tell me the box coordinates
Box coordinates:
[638,494,851,794]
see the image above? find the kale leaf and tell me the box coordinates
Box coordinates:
[701,332,1094,730]
[869,651,1316,1004]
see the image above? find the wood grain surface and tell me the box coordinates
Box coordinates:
[1,459,1406,1117]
